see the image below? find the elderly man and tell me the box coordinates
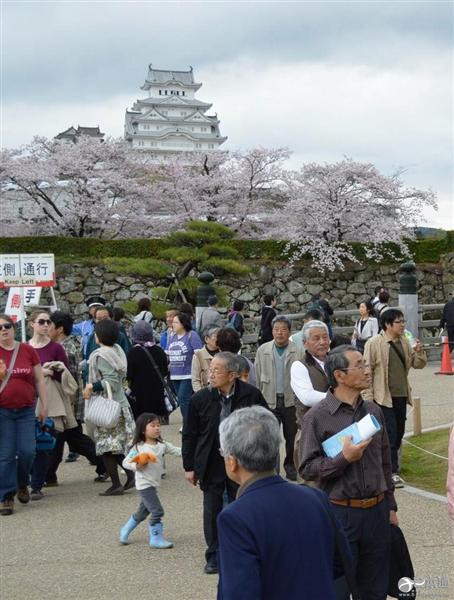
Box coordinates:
[300,345,397,600]
[363,308,427,487]
[255,315,302,481]
[182,352,268,575]
[217,406,340,600]
[290,320,330,470]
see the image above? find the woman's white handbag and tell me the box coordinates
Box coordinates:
[85,381,121,429]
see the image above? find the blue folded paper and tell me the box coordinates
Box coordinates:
[322,414,381,458]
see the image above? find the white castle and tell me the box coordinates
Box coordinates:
[124,65,227,154]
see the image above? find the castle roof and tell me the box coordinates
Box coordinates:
[55,125,104,140]
[141,65,202,90]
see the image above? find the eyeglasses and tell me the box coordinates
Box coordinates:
[393,319,406,324]
[339,363,368,372]
[0,323,13,331]
[209,368,233,375]
[36,319,51,326]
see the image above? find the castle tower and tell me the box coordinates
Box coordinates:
[124,65,227,153]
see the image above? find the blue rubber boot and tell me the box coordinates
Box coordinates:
[119,515,139,545]
[148,522,173,549]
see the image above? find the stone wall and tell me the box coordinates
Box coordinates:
[1,254,452,323]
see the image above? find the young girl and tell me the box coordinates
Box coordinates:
[120,413,181,548]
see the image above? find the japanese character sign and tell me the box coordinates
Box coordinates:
[0,254,55,288]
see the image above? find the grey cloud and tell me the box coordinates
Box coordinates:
[4,1,453,103]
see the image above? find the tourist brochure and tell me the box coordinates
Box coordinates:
[322,414,381,458]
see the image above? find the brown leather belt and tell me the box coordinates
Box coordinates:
[330,493,385,509]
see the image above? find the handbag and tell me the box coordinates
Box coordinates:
[139,346,179,413]
[85,380,122,428]
[388,524,416,599]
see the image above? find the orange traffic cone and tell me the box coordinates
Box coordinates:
[436,336,454,375]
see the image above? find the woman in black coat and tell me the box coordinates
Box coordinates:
[127,320,168,420]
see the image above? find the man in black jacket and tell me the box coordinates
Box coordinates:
[182,351,268,575]
[440,291,454,352]
[258,294,277,345]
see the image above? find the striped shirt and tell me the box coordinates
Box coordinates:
[300,390,397,511]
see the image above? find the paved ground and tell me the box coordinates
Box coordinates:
[1,364,453,600]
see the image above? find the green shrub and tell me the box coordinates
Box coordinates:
[186,220,234,240]
[1,231,453,265]
[158,248,209,264]
[203,243,240,259]
[121,300,139,316]
[165,231,213,247]
[103,257,172,278]
[202,257,250,276]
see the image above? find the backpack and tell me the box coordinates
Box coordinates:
[226,311,243,335]
[35,418,57,452]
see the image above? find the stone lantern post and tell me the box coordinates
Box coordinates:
[398,262,419,339]
[195,272,215,332]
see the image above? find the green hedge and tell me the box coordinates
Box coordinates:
[1,233,453,264]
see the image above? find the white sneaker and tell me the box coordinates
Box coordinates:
[392,473,405,488]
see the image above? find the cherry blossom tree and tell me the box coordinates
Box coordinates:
[281,159,437,270]
[145,146,292,235]
[1,136,158,238]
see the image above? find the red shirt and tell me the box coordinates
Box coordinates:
[0,344,40,409]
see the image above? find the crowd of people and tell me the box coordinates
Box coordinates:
[0,286,452,600]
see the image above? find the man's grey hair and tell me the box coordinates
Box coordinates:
[202,326,220,339]
[219,406,280,472]
[215,351,240,373]
[271,315,291,330]
[324,344,357,388]
[302,320,329,342]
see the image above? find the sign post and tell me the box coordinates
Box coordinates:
[1,254,56,341]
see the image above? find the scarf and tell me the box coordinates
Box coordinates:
[88,344,127,383]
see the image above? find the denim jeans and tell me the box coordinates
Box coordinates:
[30,451,51,492]
[0,406,36,501]
[132,486,165,525]
[172,379,194,426]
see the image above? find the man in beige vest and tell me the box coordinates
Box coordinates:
[255,316,302,480]
[291,320,330,471]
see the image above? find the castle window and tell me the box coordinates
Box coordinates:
[208,144,214,149]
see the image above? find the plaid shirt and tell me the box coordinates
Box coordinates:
[61,335,84,421]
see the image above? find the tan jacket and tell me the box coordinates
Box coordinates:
[36,361,79,431]
[363,332,427,408]
[255,340,303,409]
[191,347,214,392]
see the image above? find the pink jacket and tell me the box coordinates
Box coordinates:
[448,425,454,520]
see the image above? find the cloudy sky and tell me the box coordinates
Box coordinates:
[2,0,453,228]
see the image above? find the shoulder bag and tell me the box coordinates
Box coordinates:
[85,379,121,428]
[0,342,21,395]
[139,346,179,413]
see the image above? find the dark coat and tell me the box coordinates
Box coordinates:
[182,380,268,483]
[126,344,168,418]
[259,306,276,345]
[217,476,338,600]
[440,298,454,329]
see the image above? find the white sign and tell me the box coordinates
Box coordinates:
[0,254,56,288]
[5,287,42,322]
